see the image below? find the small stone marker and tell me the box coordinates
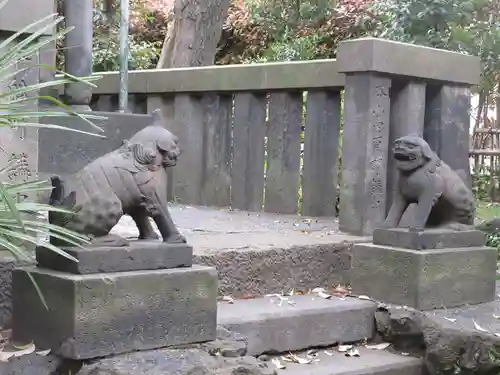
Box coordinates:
[351,228,496,310]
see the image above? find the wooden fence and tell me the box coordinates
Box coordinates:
[48,38,481,235]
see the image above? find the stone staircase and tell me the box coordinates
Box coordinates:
[218,293,424,375]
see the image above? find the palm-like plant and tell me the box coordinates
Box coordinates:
[0,0,105,305]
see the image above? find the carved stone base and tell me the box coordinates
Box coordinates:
[351,228,496,310]
[12,265,217,359]
[36,240,193,274]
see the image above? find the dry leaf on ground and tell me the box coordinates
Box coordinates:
[221,296,234,304]
[473,320,489,332]
[338,345,353,353]
[345,348,360,357]
[0,342,36,362]
[444,317,457,323]
[365,342,391,350]
[271,358,286,369]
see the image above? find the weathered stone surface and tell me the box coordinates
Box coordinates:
[339,73,391,236]
[373,228,486,250]
[351,243,496,310]
[218,294,375,356]
[0,252,35,328]
[78,348,277,375]
[0,353,65,375]
[200,326,248,357]
[12,265,218,359]
[375,300,500,375]
[36,241,193,274]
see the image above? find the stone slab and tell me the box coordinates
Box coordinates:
[351,243,497,310]
[278,348,422,375]
[63,60,345,95]
[337,37,480,85]
[35,241,193,274]
[218,294,375,356]
[12,265,218,359]
[372,228,486,250]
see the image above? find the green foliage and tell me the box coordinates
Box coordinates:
[92,25,162,72]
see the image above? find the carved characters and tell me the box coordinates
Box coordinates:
[383,134,475,230]
[49,109,185,247]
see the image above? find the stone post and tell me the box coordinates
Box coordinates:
[386,81,427,221]
[424,84,472,187]
[62,0,94,110]
[338,73,392,236]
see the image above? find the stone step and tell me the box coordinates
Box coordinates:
[217,294,375,356]
[274,348,423,375]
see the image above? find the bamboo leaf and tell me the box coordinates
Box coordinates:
[25,271,49,310]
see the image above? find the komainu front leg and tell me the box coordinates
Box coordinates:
[140,194,186,243]
[131,210,159,240]
[412,190,443,229]
[383,192,408,228]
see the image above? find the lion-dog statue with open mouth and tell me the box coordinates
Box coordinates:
[383,134,475,230]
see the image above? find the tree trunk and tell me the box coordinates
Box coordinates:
[156,0,230,68]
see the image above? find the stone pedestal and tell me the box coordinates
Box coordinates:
[12,242,217,359]
[351,228,496,310]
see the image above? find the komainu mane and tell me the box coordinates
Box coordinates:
[383,134,475,229]
[49,109,185,247]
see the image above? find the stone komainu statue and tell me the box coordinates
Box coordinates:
[49,109,185,247]
[384,134,475,230]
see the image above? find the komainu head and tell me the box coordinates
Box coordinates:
[127,108,181,168]
[392,134,434,172]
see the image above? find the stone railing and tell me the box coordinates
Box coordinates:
[47,38,480,236]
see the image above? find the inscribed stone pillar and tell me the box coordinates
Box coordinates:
[63,0,94,109]
[339,73,392,236]
[424,85,472,187]
[386,81,426,213]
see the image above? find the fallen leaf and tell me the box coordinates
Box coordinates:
[444,317,457,323]
[345,348,360,357]
[312,287,325,293]
[495,333,500,338]
[365,342,391,350]
[307,349,318,358]
[36,349,51,356]
[13,342,34,350]
[338,345,353,353]
[286,353,312,364]
[0,343,36,362]
[358,295,371,301]
[473,320,489,332]
[287,300,296,306]
[271,358,286,369]
[221,296,234,304]
[318,291,332,299]
[401,352,410,356]
[324,350,334,356]
[493,315,500,319]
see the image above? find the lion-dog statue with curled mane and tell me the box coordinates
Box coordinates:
[48,109,186,247]
[383,134,475,230]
